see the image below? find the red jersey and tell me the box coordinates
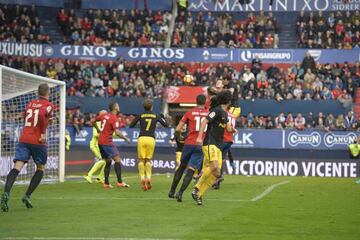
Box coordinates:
[181,107,208,145]
[20,97,54,145]
[94,113,120,145]
[224,111,236,143]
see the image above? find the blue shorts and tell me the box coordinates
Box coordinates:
[180,145,203,170]
[99,144,119,159]
[221,142,233,159]
[15,143,47,165]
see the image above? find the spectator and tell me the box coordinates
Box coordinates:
[294,113,305,130]
[345,111,356,129]
[325,113,336,131]
[335,114,346,130]
[302,52,316,72]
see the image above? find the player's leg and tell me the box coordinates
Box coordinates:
[98,145,112,188]
[176,147,203,202]
[169,145,191,198]
[195,145,222,205]
[228,148,235,170]
[21,144,49,209]
[144,137,155,190]
[22,164,45,209]
[137,137,147,190]
[103,158,113,188]
[175,151,182,170]
[1,143,30,212]
[91,142,106,183]
[214,142,231,189]
[85,140,105,183]
[112,147,129,188]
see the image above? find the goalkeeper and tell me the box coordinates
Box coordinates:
[84,110,107,184]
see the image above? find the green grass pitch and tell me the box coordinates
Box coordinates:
[1,173,360,240]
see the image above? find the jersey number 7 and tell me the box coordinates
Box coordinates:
[145,119,152,131]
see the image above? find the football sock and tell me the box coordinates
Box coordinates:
[97,160,106,179]
[114,162,123,183]
[198,168,217,197]
[175,152,181,170]
[195,166,210,192]
[25,170,44,197]
[145,161,152,179]
[170,164,186,193]
[179,168,195,193]
[138,161,145,179]
[4,169,20,195]
[104,161,111,185]
[88,160,105,178]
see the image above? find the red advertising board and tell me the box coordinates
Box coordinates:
[166,86,208,103]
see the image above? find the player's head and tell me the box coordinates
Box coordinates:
[98,110,107,116]
[143,99,153,111]
[216,90,232,108]
[196,94,206,106]
[215,80,224,92]
[38,83,49,98]
[109,102,120,113]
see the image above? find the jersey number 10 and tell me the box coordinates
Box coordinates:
[194,116,208,131]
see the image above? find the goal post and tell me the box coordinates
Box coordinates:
[0,65,66,184]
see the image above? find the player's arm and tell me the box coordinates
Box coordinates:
[175,120,186,142]
[196,118,208,146]
[38,108,50,144]
[129,115,140,128]
[90,116,101,133]
[226,122,237,134]
[114,128,130,144]
[158,114,169,127]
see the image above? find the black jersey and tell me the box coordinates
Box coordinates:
[130,111,168,138]
[204,106,228,148]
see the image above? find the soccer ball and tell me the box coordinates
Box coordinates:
[183,74,194,83]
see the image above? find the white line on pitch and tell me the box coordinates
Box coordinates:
[250,180,290,202]
[31,196,249,203]
[2,237,177,240]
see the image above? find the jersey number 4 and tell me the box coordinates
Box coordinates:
[25,109,39,127]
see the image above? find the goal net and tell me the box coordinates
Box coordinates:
[0,65,65,184]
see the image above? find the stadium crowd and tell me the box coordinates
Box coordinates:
[173,10,279,48]
[1,54,359,102]
[66,107,359,131]
[57,8,172,46]
[0,4,51,44]
[297,10,360,49]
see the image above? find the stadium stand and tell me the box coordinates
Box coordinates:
[173,10,279,48]
[0,4,51,43]
[296,10,360,49]
[1,55,358,101]
[57,8,172,46]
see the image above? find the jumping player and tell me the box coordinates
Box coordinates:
[192,91,235,205]
[130,99,168,191]
[84,110,107,184]
[91,102,131,189]
[168,94,208,202]
[213,106,241,189]
[1,84,54,212]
